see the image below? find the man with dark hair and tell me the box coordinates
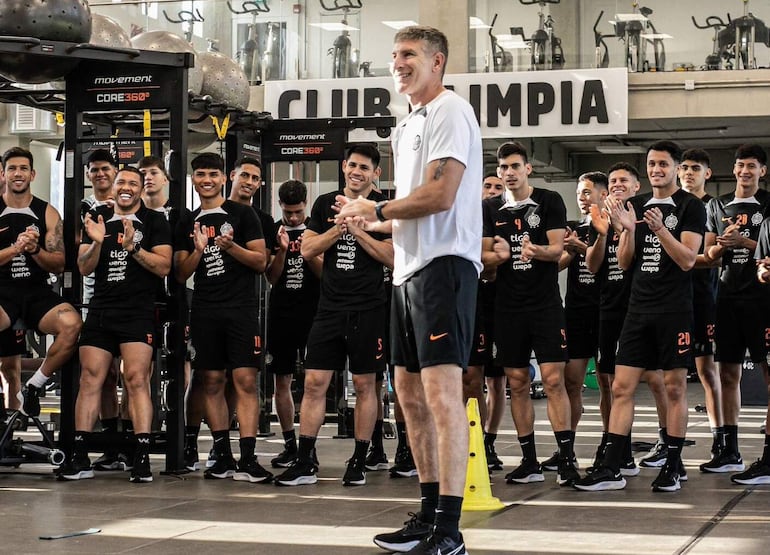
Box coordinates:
[0,147,83,417]
[576,140,705,492]
[230,156,275,257]
[60,166,172,482]
[275,143,392,488]
[336,26,482,554]
[139,155,171,215]
[678,148,722,462]
[482,141,577,488]
[265,179,322,468]
[701,144,770,474]
[547,172,608,473]
[174,152,272,483]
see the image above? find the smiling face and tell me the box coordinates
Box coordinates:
[576,179,606,215]
[87,160,117,197]
[229,162,262,204]
[192,167,226,202]
[733,157,766,195]
[647,149,679,195]
[113,169,143,213]
[3,156,35,196]
[390,38,444,107]
[608,169,640,201]
[342,153,381,198]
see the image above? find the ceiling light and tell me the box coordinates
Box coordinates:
[596,145,646,154]
[310,22,359,32]
[382,20,419,30]
[470,17,491,29]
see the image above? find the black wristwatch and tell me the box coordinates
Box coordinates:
[129,243,142,256]
[375,200,389,222]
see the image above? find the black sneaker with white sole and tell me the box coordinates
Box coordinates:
[573,466,626,491]
[233,458,273,483]
[365,449,389,471]
[731,459,770,485]
[129,454,153,483]
[58,454,95,481]
[405,531,467,555]
[557,458,580,487]
[699,450,745,473]
[343,457,366,486]
[486,442,503,471]
[204,454,237,479]
[620,457,640,477]
[505,458,545,484]
[274,460,319,486]
[372,512,433,553]
[270,448,297,469]
[93,451,132,472]
[651,463,680,492]
[390,445,418,478]
[638,440,668,468]
[17,384,42,417]
[184,445,200,471]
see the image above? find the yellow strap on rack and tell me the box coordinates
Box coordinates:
[54,112,65,127]
[211,114,230,141]
[143,110,152,156]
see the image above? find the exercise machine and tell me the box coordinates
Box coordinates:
[518,0,564,71]
[593,10,615,69]
[229,0,271,85]
[692,15,729,70]
[613,3,666,72]
[1,411,65,468]
[321,0,363,79]
[162,6,204,44]
[718,0,770,70]
[488,13,514,72]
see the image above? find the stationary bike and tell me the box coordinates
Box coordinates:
[322,0,363,79]
[519,0,564,71]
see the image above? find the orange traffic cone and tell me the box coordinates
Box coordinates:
[462,398,505,511]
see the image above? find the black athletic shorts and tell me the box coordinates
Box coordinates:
[0,327,26,357]
[566,307,599,360]
[495,306,567,368]
[80,308,155,357]
[267,309,315,375]
[616,311,694,371]
[714,296,770,363]
[467,295,492,367]
[391,256,477,373]
[190,306,261,371]
[597,314,624,375]
[305,306,386,374]
[0,284,68,334]
[692,295,716,357]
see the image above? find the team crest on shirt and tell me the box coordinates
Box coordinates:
[133,230,144,244]
[527,213,541,228]
[664,214,678,230]
[220,222,233,236]
[413,134,422,150]
[752,212,764,226]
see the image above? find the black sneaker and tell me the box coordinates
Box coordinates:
[620,457,640,477]
[129,454,153,483]
[586,442,607,475]
[679,459,688,482]
[505,458,544,484]
[93,451,132,471]
[203,454,237,479]
[206,448,218,469]
[731,459,770,485]
[372,512,433,553]
[343,457,367,486]
[638,440,668,468]
[406,531,467,555]
[275,459,319,486]
[390,445,418,478]
[233,458,273,483]
[270,447,297,469]
[184,444,200,471]
[651,463,680,492]
[0,393,7,421]
[365,448,389,471]
[58,454,94,481]
[17,384,42,417]
[486,442,503,471]
[541,450,560,471]
[573,466,626,491]
[700,450,745,473]
[557,458,580,487]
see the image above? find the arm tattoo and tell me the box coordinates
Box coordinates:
[432,158,449,181]
[47,220,65,253]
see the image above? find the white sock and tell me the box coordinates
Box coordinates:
[27,369,49,389]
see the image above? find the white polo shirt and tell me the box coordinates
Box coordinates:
[391,89,483,286]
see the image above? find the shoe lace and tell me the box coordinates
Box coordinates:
[404,512,426,528]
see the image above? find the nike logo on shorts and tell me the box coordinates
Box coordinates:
[430,332,449,341]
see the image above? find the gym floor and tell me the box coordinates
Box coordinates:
[1,383,769,555]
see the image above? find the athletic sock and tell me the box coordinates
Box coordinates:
[26,369,48,389]
[122,419,134,434]
[660,427,668,444]
[518,432,537,462]
[371,419,384,452]
[554,429,575,460]
[212,429,232,457]
[624,433,633,462]
[239,436,256,462]
[396,421,408,450]
[666,435,685,467]
[725,425,739,455]
[353,439,370,462]
[761,434,770,465]
[484,432,497,447]
[297,435,317,464]
[74,430,90,457]
[135,433,151,457]
[101,417,119,435]
[711,426,725,455]
[419,482,439,522]
[434,495,463,541]
[602,433,625,473]
[282,429,297,451]
[185,425,201,447]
